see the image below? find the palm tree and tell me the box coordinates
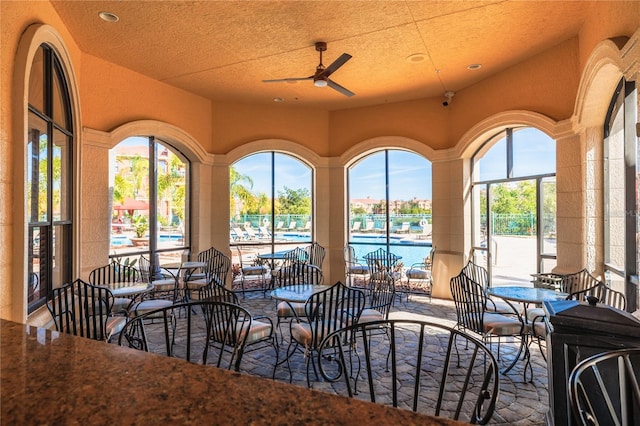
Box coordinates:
[230,167,254,217]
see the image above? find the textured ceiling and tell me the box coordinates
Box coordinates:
[50,0,590,111]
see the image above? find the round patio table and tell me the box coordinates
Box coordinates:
[486,286,567,381]
[270,284,330,303]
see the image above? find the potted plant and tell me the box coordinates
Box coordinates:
[131,216,148,246]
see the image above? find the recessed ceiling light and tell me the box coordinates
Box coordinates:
[98,11,119,22]
[467,63,482,70]
[273,97,284,103]
[406,53,426,63]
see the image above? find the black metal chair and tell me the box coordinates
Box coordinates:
[284,281,365,387]
[450,271,528,379]
[305,242,326,270]
[569,348,640,426]
[275,262,323,338]
[343,244,370,288]
[118,300,252,371]
[404,246,436,301]
[317,319,500,425]
[236,246,268,294]
[460,259,515,315]
[138,254,179,302]
[89,260,140,314]
[198,282,279,372]
[185,248,231,301]
[567,281,627,311]
[47,278,126,342]
[364,248,402,301]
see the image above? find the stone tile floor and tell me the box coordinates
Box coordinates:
[229,290,549,425]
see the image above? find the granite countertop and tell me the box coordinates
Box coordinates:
[0,319,463,425]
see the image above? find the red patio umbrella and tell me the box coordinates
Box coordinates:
[113,198,150,216]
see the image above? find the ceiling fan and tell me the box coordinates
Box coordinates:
[262,41,355,97]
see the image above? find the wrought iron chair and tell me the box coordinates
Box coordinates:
[318,319,500,425]
[198,282,279,372]
[89,260,140,314]
[236,246,268,294]
[118,300,252,371]
[185,248,230,300]
[138,254,179,302]
[404,246,436,301]
[275,262,323,339]
[450,271,528,378]
[47,278,126,342]
[184,246,217,283]
[305,242,326,270]
[365,248,402,301]
[567,281,627,311]
[569,348,640,426]
[343,244,370,288]
[460,259,516,315]
[284,281,365,387]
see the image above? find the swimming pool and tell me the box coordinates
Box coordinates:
[110,234,184,246]
[279,233,432,267]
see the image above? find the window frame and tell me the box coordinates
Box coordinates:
[471,127,557,283]
[27,44,74,313]
[603,78,638,311]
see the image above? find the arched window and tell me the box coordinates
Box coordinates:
[109,137,189,265]
[27,44,74,312]
[230,152,313,253]
[603,78,638,311]
[347,150,432,267]
[471,127,556,286]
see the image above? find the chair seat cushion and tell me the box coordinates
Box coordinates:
[243,320,273,344]
[483,313,523,335]
[290,321,341,347]
[131,299,174,316]
[526,307,546,322]
[359,308,384,324]
[277,301,306,319]
[185,279,207,290]
[106,316,127,339]
[348,265,369,275]
[152,278,176,292]
[405,269,431,279]
[112,297,133,314]
[242,266,267,276]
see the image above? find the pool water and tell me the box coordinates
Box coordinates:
[110,234,184,246]
[280,233,432,267]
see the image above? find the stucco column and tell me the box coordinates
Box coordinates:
[555,129,602,274]
[325,157,345,286]
[431,157,468,299]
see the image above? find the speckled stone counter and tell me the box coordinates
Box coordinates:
[1,319,464,425]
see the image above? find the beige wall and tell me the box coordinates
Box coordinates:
[1,1,639,322]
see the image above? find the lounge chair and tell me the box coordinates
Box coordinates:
[232,227,247,240]
[362,221,375,232]
[396,222,411,233]
[350,221,361,232]
[275,221,285,231]
[243,225,258,239]
[298,221,311,232]
[258,226,271,239]
[286,221,297,231]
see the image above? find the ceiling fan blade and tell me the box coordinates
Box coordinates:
[262,76,313,83]
[327,79,355,97]
[321,53,352,77]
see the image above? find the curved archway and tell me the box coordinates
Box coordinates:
[12,24,82,322]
